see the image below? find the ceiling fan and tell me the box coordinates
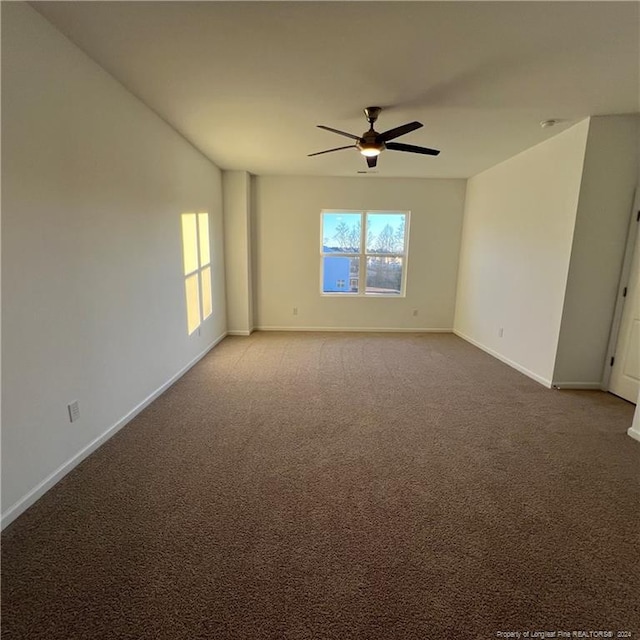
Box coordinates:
[308,106,440,168]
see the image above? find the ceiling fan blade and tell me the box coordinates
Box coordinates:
[317,125,361,141]
[376,121,423,143]
[386,142,440,156]
[308,145,356,157]
[366,155,378,168]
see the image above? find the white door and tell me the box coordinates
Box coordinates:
[610,214,640,403]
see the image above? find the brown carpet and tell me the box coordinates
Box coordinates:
[2,332,639,639]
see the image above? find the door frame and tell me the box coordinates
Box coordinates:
[602,186,640,391]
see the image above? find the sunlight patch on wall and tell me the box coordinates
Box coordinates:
[201,266,212,320]
[198,213,210,267]
[185,273,201,335]
[181,212,212,335]
[182,214,199,275]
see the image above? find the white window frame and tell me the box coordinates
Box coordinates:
[320,210,410,297]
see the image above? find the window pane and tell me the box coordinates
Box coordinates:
[322,212,361,253]
[322,256,360,293]
[365,256,403,295]
[198,213,210,266]
[185,273,201,334]
[181,213,198,275]
[201,266,212,319]
[366,213,406,254]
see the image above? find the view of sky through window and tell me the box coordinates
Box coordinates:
[322,212,406,253]
[322,212,361,252]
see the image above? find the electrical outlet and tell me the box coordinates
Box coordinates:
[68,400,80,423]
[498,327,504,338]
[412,309,419,317]
[293,307,298,316]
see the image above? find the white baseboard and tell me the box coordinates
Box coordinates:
[227,330,253,336]
[628,426,640,443]
[551,382,604,390]
[1,332,228,530]
[453,329,552,388]
[255,326,453,333]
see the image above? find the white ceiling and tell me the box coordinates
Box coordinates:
[33,1,639,179]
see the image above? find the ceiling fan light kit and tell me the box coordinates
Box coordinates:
[309,106,440,168]
[359,145,381,157]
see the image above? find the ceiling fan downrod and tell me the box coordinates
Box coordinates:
[364,106,381,127]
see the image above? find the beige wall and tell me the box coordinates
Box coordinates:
[2,4,226,524]
[454,120,589,385]
[252,176,466,331]
[553,115,639,386]
[223,171,253,335]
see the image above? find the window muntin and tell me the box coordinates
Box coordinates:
[321,211,409,296]
[181,212,212,334]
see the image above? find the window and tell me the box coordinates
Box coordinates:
[181,212,212,334]
[321,211,409,296]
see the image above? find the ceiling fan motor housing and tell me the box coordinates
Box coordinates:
[364,106,382,124]
[357,129,385,155]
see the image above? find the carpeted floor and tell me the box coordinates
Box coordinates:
[2,332,639,639]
